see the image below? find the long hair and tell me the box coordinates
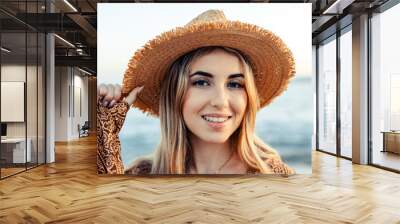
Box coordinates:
[151,46,281,174]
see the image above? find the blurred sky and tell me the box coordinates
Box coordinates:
[98,3,312,84]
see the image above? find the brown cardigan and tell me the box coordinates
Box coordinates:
[97,100,295,175]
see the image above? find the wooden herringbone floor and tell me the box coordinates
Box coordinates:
[1,136,400,224]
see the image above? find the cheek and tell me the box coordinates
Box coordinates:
[182,89,203,120]
[231,92,247,117]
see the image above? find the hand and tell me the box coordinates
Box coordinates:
[97,83,144,108]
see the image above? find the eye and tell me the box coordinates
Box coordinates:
[192,79,210,87]
[227,81,244,89]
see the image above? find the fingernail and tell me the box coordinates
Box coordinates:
[103,101,108,107]
[139,86,144,92]
[109,100,116,107]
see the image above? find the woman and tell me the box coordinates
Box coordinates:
[97,10,296,175]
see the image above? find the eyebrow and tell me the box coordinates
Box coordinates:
[189,71,244,79]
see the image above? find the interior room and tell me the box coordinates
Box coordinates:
[0,0,399,223]
[1,29,46,177]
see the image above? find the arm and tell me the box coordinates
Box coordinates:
[96,84,144,174]
[97,100,129,174]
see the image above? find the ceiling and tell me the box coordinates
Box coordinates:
[0,0,392,75]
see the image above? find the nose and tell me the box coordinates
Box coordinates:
[210,84,229,109]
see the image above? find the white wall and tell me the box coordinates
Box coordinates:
[54,66,69,141]
[54,67,89,141]
[1,63,46,164]
[1,65,38,138]
[72,73,89,138]
[1,65,26,141]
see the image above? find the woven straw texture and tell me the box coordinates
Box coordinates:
[122,10,296,117]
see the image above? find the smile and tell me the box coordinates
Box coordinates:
[201,115,232,123]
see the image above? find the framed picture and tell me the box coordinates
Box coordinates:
[97,3,312,175]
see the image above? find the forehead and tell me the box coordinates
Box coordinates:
[189,50,243,76]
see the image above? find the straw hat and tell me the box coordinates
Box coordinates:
[122,9,296,117]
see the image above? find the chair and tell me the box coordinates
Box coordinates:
[78,121,90,138]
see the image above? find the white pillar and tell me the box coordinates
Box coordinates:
[46,1,55,163]
[46,33,55,163]
[312,45,317,151]
[352,14,369,164]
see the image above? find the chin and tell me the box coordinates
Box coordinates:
[197,133,231,144]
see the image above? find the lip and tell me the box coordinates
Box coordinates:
[201,113,232,118]
[201,114,232,130]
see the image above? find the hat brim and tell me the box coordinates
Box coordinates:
[122,21,296,117]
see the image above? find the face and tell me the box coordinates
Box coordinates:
[182,49,248,144]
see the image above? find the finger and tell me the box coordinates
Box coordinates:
[97,84,108,100]
[103,84,114,107]
[124,86,144,106]
[110,84,122,107]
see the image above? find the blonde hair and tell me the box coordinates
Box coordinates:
[151,46,281,174]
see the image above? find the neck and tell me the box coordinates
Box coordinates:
[190,134,233,174]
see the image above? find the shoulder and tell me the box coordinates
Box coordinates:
[253,143,295,176]
[265,157,295,176]
[124,156,153,175]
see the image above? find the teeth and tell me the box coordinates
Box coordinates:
[202,116,230,123]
